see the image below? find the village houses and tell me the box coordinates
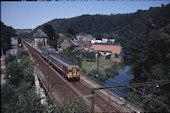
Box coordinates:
[60,39,78,50]
[60,33,122,62]
[90,43,122,62]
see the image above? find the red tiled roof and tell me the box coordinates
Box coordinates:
[91,43,122,54]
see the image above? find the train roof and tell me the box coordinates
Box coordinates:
[42,47,57,54]
[51,53,76,66]
[42,47,79,67]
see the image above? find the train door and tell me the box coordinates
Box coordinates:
[72,68,77,77]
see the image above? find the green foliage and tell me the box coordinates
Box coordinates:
[60,46,82,67]
[1,21,16,56]
[131,24,170,81]
[82,51,96,62]
[1,84,15,108]
[67,28,76,36]
[5,53,17,64]
[58,98,89,113]
[14,85,42,113]
[130,22,170,112]
[44,98,89,113]
[18,32,33,38]
[58,35,69,46]
[43,24,59,49]
[43,24,55,40]
[1,82,42,113]
[36,4,170,40]
[86,60,124,82]
[5,61,23,85]
[48,39,58,50]
[17,49,29,59]
[2,49,42,113]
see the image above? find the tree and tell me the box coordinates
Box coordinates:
[5,61,23,85]
[1,21,16,56]
[67,28,76,36]
[43,24,59,49]
[17,49,29,59]
[43,24,55,40]
[131,24,170,82]
[130,24,170,112]
[5,53,17,64]
[2,49,43,113]
[94,33,102,40]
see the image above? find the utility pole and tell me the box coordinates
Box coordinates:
[96,52,99,78]
[91,90,95,113]
[47,51,50,92]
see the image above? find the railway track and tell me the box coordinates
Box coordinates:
[24,41,131,112]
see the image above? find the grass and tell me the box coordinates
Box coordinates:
[81,58,113,73]
[80,57,124,84]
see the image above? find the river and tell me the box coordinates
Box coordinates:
[104,66,133,97]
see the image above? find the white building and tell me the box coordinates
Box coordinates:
[91,38,115,44]
[33,29,48,47]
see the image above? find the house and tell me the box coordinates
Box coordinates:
[76,33,93,41]
[33,29,48,47]
[76,38,91,51]
[76,33,92,51]
[91,43,122,62]
[60,39,78,50]
[11,37,18,46]
[91,38,115,44]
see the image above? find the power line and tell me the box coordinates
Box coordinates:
[111,78,170,106]
[90,80,170,113]
[103,78,170,111]
[92,80,170,91]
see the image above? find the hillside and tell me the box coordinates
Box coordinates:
[15,29,32,34]
[35,4,170,39]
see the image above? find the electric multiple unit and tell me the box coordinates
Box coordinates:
[41,48,80,81]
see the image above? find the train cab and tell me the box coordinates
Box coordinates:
[67,66,80,80]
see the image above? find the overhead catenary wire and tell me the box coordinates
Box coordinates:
[90,79,170,112]
[111,78,170,107]
[102,78,165,109]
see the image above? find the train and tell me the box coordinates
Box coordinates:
[41,47,80,81]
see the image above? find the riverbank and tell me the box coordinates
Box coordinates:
[104,66,133,97]
[81,58,124,83]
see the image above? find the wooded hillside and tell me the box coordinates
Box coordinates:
[35,4,170,39]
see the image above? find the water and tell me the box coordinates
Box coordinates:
[104,66,133,97]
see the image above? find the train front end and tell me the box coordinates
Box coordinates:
[67,66,80,81]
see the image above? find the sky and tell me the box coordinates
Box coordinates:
[1,1,170,29]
